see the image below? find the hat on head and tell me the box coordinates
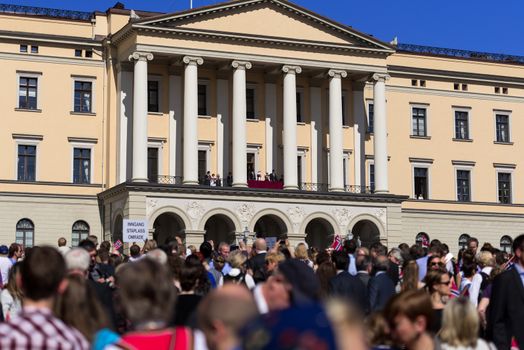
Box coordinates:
[0,245,8,255]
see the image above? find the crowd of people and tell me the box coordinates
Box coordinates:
[200,169,284,187]
[0,232,522,350]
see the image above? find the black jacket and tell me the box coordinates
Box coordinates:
[487,267,524,350]
[368,272,396,312]
[328,271,368,314]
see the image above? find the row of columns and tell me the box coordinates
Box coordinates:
[128,51,389,193]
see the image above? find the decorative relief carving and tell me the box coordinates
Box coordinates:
[237,203,255,225]
[146,199,158,215]
[332,207,352,227]
[375,208,387,225]
[186,201,205,222]
[288,206,305,224]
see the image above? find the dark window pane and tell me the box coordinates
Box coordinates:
[198,84,207,115]
[147,148,158,182]
[74,81,92,113]
[246,88,255,119]
[496,114,509,142]
[18,145,36,181]
[457,170,471,202]
[296,92,302,122]
[455,111,469,139]
[73,148,91,184]
[498,172,511,204]
[368,104,374,133]
[414,167,428,199]
[148,81,159,113]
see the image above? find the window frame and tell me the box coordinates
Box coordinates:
[71,76,95,114]
[455,167,473,202]
[246,83,258,120]
[296,88,305,123]
[147,75,162,114]
[70,142,95,184]
[71,220,90,247]
[14,136,41,182]
[147,139,164,182]
[15,218,35,248]
[453,107,472,140]
[493,110,512,143]
[366,101,374,133]
[367,160,375,192]
[341,90,348,126]
[410,104,429,137]
[496,169,513,204]
[197,80,210,117]
[411,163,431,200]
[16,72,41,111]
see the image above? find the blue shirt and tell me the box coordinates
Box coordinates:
[514,262,524,287]
[348,254,357,276]
[416,256,428,281]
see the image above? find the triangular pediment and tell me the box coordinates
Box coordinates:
[135,0,393,52]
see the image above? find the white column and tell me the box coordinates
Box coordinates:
[352,82,366,188]
[182,56,203,185]
[231,60,252,187]
[265,83,277,175]
[328,69,347,192]
[169,75,183,179]
[116,66,133,183]
[372,73,390,193]
[309,86,321,184]
[282,65,301,190]
[128,52,153,182]
[217,79,229,180]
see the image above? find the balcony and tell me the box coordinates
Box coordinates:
[153,176,373,194]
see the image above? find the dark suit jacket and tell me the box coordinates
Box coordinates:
[368,272,396,312]
[328,271,368,314]
[487,267,524,350]
[387,262,400,286]
[247,252,267,283]
[357,271,370,288]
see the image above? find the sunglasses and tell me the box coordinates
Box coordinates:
[439,279,452,285]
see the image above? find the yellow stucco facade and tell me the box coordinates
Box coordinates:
[1,0,523,253]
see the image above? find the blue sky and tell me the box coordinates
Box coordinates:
[3,0,524,56]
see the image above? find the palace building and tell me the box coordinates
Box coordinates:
[0,0,523,253]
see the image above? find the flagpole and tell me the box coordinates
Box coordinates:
[190,0,193,9]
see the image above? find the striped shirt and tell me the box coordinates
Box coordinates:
[0,307,89,350]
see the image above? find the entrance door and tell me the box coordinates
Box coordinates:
[198,150,207,184]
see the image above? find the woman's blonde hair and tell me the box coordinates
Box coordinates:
[294,242,308,260]
[227,249,247,269]
[439,297,479,347]
[265,252,285,265]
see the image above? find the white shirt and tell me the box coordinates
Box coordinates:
[469,266,492,306]
[0,256,13,286]
[441,338,496,350]
[1,289,22,320]
[253,284,269,314]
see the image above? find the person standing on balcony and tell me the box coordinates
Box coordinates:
[210,174,217,187]
[226,172,233,186]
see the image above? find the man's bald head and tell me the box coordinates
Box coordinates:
[255,238,267,252]
[198,284,258,350]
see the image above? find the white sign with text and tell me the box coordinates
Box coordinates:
[123,219,148,242]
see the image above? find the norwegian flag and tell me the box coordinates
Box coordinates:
[504,255,516,271]
[330,235,343,251]
[114,240,123,251]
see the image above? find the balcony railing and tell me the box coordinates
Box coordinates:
[151,176,374,194]
[0,4,92,21]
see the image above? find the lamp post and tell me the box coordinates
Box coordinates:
[242,226,250,244]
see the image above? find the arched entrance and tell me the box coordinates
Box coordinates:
[153,212,186,245]
[305,218,334,250]
[112,214,123,244]
[254,214,287,241]
[204,214,236,246]
[352,220,380,248]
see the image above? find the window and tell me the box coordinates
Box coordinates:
[412,107,427,136]
[500,235,513,253]
[495,114,510,142]
[73,148,91,184]
[74,81,92,113]
[495,87,500,94]
[458,234,470,250]
[461,84,468,91]
[369,163,375,192]
[198,150,207,184]
[246,87,256,119]
[17,145,36,181]
[455,111,469,140]
[367,103,374,133]
[502,87,508,94]
[147,147,159,183]
[420,80,426,87]
[296,91,303,122]
[411,79,418,86]
[498,172,511,204]
[457,170,471,202]
[198,84,208,115]
[30,45,38,54]
[453,83,460,90]
[247,153,256,180]
[85,50,93,58]
[72,220,89,247]
[20,45,28,53]
[16,219,34,247]
[341,91,347,126]
[75,49,82,57]
[148,80,159,113]
[18,76,38,110]
[415,232,430,248]
[414,167,428,199]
